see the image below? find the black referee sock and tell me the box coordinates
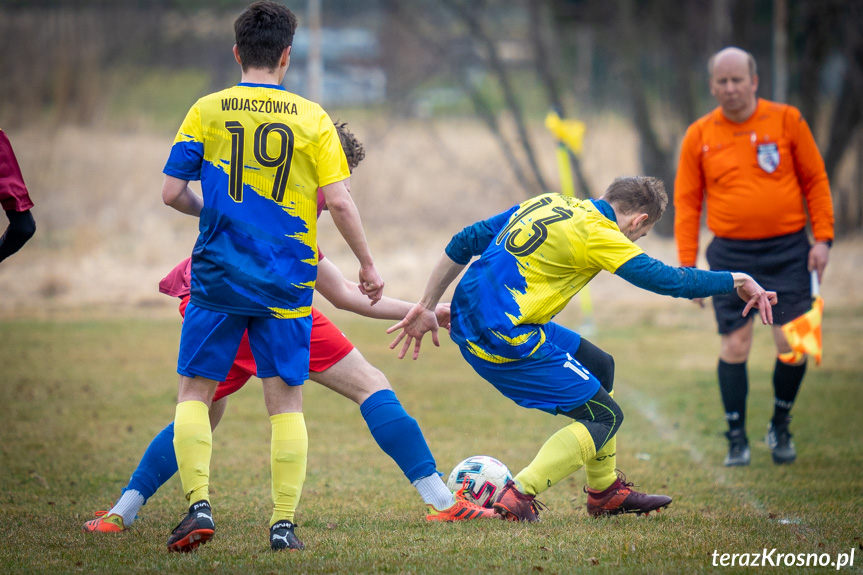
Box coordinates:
[772,357,806,426]
[718,360,748,433]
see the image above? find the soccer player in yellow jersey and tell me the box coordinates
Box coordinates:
[390,176,776,521]
[160,1,382,551]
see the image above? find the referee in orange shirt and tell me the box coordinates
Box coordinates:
[674,47,834,467]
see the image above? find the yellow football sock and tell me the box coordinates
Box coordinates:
[173,400,212,504]
[270,412,308,526]
[514,421,596,496]
[585,390,618,491]
[585,436,617,491]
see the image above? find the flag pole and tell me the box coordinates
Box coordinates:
[545,110,595,336]
[810,270,820,298]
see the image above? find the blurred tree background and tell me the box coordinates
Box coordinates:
[1,0,860,236]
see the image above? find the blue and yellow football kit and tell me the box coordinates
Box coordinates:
[445,193,736,498]
[165,81,350,515]
[164,82,349,384]
[164,82,349,319]
[450,195,643,363]
[447,194,733,414]
[447,195,639,413]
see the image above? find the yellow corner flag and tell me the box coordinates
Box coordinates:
[544,111,586,156]
[781,272,824,366]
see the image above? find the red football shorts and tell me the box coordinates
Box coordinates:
[178,296,355,402]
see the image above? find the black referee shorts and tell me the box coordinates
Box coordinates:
[706,229,813,334]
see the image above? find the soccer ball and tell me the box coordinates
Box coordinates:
[446,455,513,508]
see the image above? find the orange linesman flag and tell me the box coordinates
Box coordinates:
[781,295,824,366]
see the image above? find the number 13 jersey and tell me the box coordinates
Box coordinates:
[450,195,643,363]
[163,83,350,318]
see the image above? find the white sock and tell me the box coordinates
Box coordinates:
[108,490,145,527]
[412,474,456,510]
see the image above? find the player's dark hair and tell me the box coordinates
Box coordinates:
[603,176,668,225]
[334,121,365,171]
[234,1,298,72]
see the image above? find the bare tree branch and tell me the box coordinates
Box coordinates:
[527,0,592,199]
[442,0,548,195]
[380,0,536,193]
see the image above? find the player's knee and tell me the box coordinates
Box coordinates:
[363,365,392,393]
[607,400,624,437]
[588,391,624,437]
[587,401,623,453]
[593,391,623,435]
[349,365,392,404]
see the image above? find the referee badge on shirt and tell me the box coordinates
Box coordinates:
[757,142,780,174]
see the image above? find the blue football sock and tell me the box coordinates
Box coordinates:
[360,389,437,482]
[125,422,178,501]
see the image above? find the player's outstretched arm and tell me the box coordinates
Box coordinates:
[161,175,202,217]
[387,251,465,360]
[731,272,778,325]
[316,256,448,322]
[615,254,777,325]
[320,179,384,302]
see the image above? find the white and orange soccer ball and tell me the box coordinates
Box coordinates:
[446,455,513,508]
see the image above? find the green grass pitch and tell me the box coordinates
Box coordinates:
[1,303,861,574]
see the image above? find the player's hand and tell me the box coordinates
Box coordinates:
[733,273,778,325]
[808,242,830,282]
[434,303,452,334]
[358,265,384,304]
[387,303,440,360]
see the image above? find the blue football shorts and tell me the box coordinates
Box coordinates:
[706,229,813,334]
[459,322,601,415]
[178,302,312,385]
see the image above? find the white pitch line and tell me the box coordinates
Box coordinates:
[626,386,773,515]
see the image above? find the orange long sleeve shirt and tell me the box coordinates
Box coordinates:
[674,99,834,268]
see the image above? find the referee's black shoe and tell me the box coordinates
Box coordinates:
[724,429,750,467]
[766,417,797,464]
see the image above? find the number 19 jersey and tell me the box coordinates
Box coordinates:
[164,83,350,318]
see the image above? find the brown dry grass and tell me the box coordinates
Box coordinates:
[1,118,860,321]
